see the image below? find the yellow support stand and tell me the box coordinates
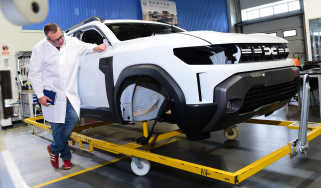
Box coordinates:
[24,116,321,184]
[142,121,149,138]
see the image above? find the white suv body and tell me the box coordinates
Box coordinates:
[67,17,299,140]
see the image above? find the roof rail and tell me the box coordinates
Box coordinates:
[66,16,104,32]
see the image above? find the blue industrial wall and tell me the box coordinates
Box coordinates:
[23,0,228,32]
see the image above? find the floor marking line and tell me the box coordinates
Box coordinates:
[0,134,7,151]
[33,133,179,187]
[32,157,126,188]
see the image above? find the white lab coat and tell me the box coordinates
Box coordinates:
[28,35,96,123]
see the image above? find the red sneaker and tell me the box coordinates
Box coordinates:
[62,159,72,170]
[47,145,59,169]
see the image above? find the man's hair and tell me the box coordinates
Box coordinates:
[43,23,59,36]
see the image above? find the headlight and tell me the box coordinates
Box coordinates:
[173,45,238,65]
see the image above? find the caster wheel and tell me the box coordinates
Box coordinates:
[224,127,239,140]
[131,157,151,176]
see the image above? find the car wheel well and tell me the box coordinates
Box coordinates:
[121,76,161,90]
[119,76,176,123]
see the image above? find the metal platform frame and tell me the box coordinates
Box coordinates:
[23,116,321,184]
[23,71,321,184]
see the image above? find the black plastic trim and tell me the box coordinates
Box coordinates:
[196,73,202,102]
[201,66,300,133]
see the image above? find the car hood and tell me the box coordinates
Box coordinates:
[180,31,288,44]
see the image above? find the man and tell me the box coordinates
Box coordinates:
[29,23,106,170]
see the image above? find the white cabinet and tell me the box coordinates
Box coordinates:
[20,90,40,118]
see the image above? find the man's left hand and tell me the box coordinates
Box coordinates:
[94,44,106,52]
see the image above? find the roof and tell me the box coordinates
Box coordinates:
[66,16,180,33]
[103,19,172,26]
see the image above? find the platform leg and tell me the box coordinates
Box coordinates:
[32,126,36,135]
[291,74,310,157]
[298,74,310,148]
[318,74,321,117]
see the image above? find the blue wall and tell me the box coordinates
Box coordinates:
[23,0,228,32]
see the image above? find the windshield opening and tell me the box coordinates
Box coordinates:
[106,23,184,41]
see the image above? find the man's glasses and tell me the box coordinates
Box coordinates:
[47,34,64,44]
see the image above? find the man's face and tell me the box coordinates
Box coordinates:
[47,28,64,47]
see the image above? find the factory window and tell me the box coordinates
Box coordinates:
[273,3,288,14]
[247,9,259,20]
[288,0,300,11]
[310,18,321,61]
[260,7,273,17]
[283,30,297,37]
[266,32,277,37]
[81,29,104,45]
[241,0,301,22]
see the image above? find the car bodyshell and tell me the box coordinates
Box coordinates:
[67,18,299,140]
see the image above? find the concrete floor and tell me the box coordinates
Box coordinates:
[1,105,321,188]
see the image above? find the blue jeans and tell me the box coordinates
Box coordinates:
[49,99,78,160]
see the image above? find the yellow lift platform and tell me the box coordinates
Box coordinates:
[24,71,321,184]
[23,116,321,184]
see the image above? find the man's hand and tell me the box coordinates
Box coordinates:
[94,44,106,52]
[39,96,52,106]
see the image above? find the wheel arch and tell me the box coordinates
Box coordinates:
[114,64,186,123]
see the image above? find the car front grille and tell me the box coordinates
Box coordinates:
[240,80,298,113]
[238,43,289,63]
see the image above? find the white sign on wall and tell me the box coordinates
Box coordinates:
[140,0,178,25]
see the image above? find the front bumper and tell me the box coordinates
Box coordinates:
[178,66,299,139]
